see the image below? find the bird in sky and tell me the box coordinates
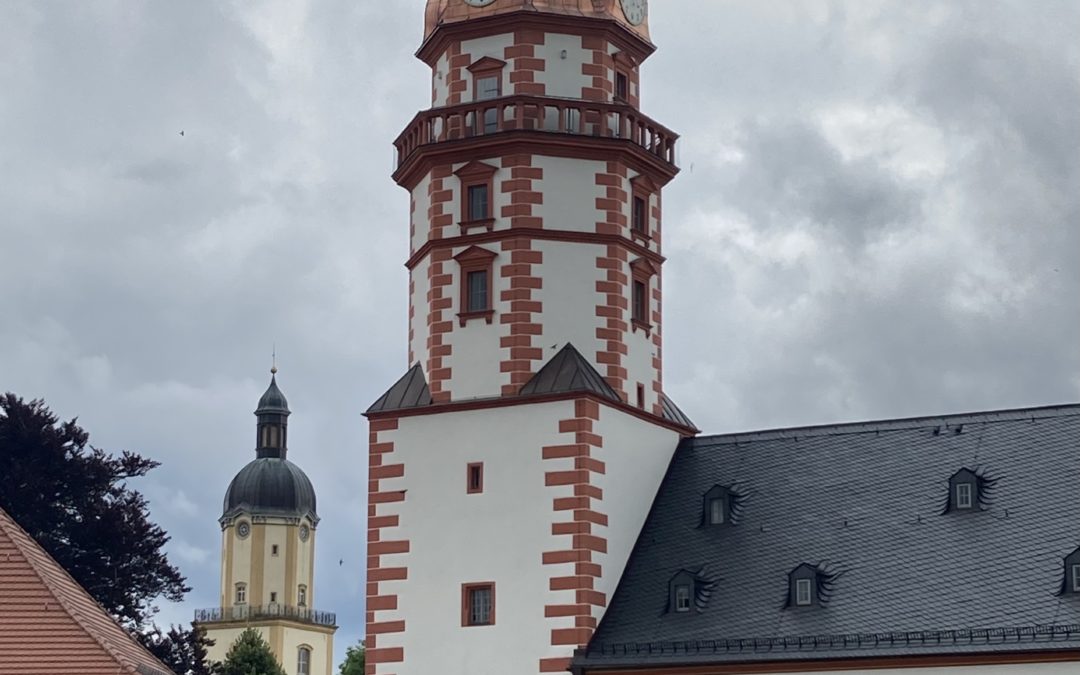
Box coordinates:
[179,130,184,136]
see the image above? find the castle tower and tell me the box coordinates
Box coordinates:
[366,1,696,673]
[197,370,337,675]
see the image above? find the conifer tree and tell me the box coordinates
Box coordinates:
[218,628,287,675]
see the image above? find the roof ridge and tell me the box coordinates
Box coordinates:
[0,508,175,675]
[695,403,1080,445]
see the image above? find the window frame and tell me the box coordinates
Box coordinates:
[297,646,311,675]
[454,161,498,232]
[454,246,498,326]
[467,57,506,102]
[709,496,726,525]
[615,70,629,102]
[467,462,484,494]
[271,544,279,557]
[795,578,813,606]
[461,582,496,627]
[298,584,308,607]
[956,482,973,510]
[629,258,658,335]
[1072,564,1080,593]
[673,584,691,613]
[235,583,247,605]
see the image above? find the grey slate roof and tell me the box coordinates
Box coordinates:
[518,343,620,402]
[577,404,1080,669]
[255,375,290,414]
[222,458,319,523]
[367,363,433,414]
[660,393,697,431]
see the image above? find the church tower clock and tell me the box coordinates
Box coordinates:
[367,1,695,673]
[197,369,337,675]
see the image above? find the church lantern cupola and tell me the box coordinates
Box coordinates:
[255,367,290,459]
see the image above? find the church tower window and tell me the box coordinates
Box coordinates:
[297,646,311,675]
[454,246,497,325]
[298,584,308,607]
[235,583,246,605]
[462,583,495,626]
[467,463,484,494]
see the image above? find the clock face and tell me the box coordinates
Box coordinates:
[464,0,496,6]
[237,521,251,538]
[620,0,648,26]
[299,525,310,542]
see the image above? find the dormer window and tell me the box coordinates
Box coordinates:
[947,468,980,513]
[702,485,731,526]
[788,564,819,608]
[668,569,714,614]
[1063,548,1080,595]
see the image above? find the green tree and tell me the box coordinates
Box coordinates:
[0,393,209,673]
[338,640,365,675]
[218,628,287,675]
[144,622,220,675]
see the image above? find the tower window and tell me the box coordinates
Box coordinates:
[462,583,495,626]
[297,646,311,675]
[636,383,645,409]
[271,544,279,556]
[235,583,247,605]
[674,584,691,612]
[615,71,629,101]
[632,280,647,323]
[632,196,647,233]
[467,462,484,494]
[467,184,489,221]
[475,75,500,101]
[466,270,489,313]
[298,584,308,607]
[270,591,278,603]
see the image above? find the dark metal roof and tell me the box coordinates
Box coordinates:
[518,343,620,402]
[222,458,318,523]
[367,363,433,414]
[577,404,1080,669]
[660,393,697,431]
[255,375,290,415]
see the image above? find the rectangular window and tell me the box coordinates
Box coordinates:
[466,270,489,313]
[616,72,628,101]
[796,579,812,606]
[636,383,645,409]
[467,462,484,494]
[956,483,973,509]
[710,497,725,525]
[297,648,310,675]
[298,585,307,606]
[1072,565,1080,592]
[467,184,489,221]
[632,196,647,234]
[476,75,500,101]
[270,591,277,603]
[463,583,495,626]
[271,544,279,556]
[632,280,647,323]
[674,584,691,612]
[235,584,246,604]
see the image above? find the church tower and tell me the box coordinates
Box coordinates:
[366,1,696,673]
[197,370,337,675]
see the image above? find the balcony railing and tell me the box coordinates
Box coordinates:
[194,604,337,628]
[394,94,678,169]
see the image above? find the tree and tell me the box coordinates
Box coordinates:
[144,622,220,675]
[218,628,287,675]
[338,640,365,675]
[0,394,198,669]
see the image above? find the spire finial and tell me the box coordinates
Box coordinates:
[271,344,278,375]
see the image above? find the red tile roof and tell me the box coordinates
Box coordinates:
[0,507,177,675]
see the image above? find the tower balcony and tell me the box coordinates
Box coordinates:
[393,95,679,186]
[194,604,337,628]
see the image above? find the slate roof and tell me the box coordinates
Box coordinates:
[518,343,621,402]
[255,374,290,414]
[660,393,697,431]
[367,363,433,414]
[577,404,1080,669]
[0,507,177,675]
[222,457,319,523]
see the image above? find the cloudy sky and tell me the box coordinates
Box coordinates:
[2,0,1078,665]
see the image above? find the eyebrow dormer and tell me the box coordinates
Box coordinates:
[702,485,731,526]
[667,569,715,615]
[1063,548,1080,595]
[788,564,819,607]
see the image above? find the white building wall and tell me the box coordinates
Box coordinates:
[409,174,431,254]
[532,33,593,99]
[431,51,451,107]
[408,259,430,370]
[592,409,681,607]
[283,625,334,675]
[532,156,607,232]
[442,244,508,399]
[807,666,1080,675]
[533,239,604,358]
[373,402,578,675]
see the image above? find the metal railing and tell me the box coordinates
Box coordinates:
[394,94,679,168]
[194,604,336,628]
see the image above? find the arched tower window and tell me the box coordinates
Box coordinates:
[298,584,308,607]
[297,646,311,675]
